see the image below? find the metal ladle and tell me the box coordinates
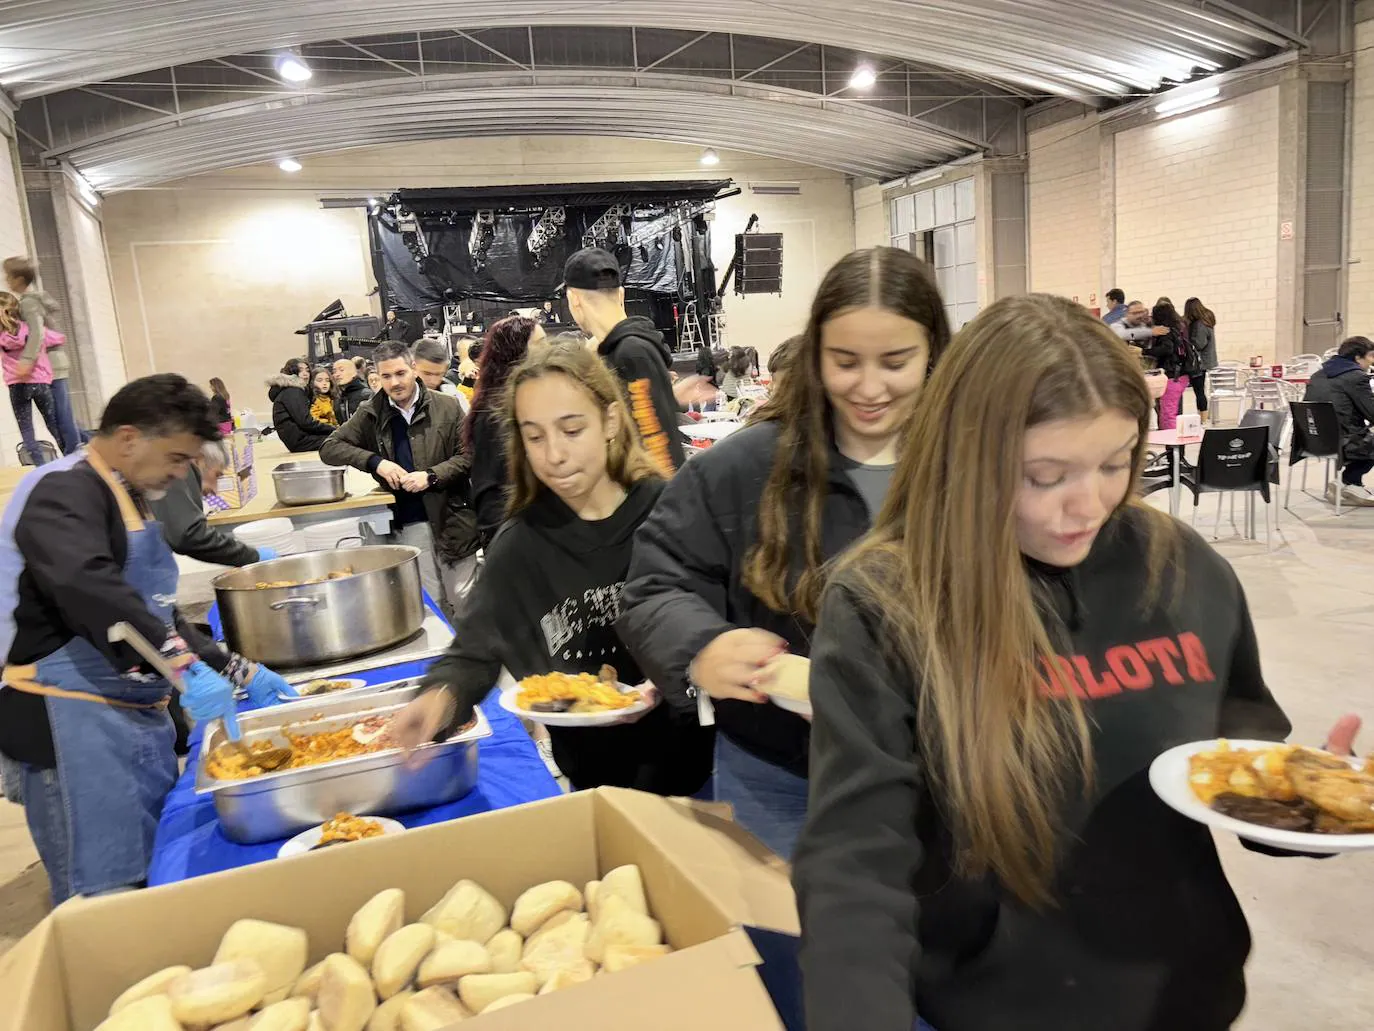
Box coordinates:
[106,621,293,771]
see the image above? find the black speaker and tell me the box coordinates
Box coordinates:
[736,233,783,295]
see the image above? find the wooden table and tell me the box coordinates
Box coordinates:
[207,444,395,527]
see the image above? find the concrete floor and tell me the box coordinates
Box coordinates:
[0,464,1370,1029]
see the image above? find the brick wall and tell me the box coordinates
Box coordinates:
[1348,19,1374,336]
[1028,115,1101,306]
[1114,87,1280,364]
[852,182,888,249]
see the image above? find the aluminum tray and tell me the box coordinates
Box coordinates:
[195,685,490,844]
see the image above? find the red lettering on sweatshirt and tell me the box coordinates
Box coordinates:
[1038,632,1216,699]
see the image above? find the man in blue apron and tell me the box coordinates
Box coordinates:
[0,374,295,905]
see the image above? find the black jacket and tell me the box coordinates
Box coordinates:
[795,508,1292,1031]
[468,410,507,547]
[599,318,685,472]
[267,374,334,453]
[149,465,259,567]
[618,421,873,777]
[320,383,479,562]
[1304,356,1374,460]
[423,480,714,793]
[210,394,232,426]
[1142,325,1185,378]
[334,378,373,424]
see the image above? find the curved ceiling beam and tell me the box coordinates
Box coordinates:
[68,83,972,190]
[0,0,1292,101]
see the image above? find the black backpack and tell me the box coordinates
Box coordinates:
[1179,322,1205,376]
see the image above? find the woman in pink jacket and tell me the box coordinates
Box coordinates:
[0,292,64,465]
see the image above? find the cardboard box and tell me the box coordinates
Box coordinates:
[205,465,257,511]
[0,790,797,1031]
[227,431,254,473]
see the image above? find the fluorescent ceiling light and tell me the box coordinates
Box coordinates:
[848,64,877,90]
[1155,84,1219,116]
[700,148,720,166]
[908,171,943,187]
[275,53,312,83]
[278,157,302,173]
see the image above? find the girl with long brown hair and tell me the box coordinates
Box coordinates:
[392,342,714,793]
[208,376,233,435]
[619,247,951,858]
[1184,296,1219,421]
[794,294,1359,1031]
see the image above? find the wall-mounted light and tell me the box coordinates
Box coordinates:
[1155,84,1220,117]
[700,148,720,166]
[278,157,303,173]
[848,64,877,90]
[274,53,313,83]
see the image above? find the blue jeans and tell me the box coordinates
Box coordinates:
[7,382,60,464]
[712,733,809,860]
[49,376,82,454]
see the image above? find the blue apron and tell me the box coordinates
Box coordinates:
[1,450,179,901]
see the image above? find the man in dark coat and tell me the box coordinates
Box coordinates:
[1304,335,1374,506]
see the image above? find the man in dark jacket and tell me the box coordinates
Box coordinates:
[563,247,712,474]
[331,356,372,423]
[320,342,477,618]
[149,440,267,567]
[267,358,333,452]
[1304,335,1374,506]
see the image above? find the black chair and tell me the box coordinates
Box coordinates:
[14,440,58,467]
[1286,401,1344,514]
[1178,426,1273,545]
[1240,408,1285,491]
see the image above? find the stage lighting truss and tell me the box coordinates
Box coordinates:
[469,210,496,270]
[581,204,630,248]
[625,201,715,250]
[527,206,567,265]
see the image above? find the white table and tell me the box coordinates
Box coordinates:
[680,420,744,442]
[1147,428,1203,517]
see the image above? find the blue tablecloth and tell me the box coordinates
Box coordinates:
[147,599,561,885]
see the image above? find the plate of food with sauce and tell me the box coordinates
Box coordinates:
[277,812,404,858]
[498,665,653,727]
[1149,738,1374,854]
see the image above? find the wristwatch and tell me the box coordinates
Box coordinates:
[426,470,439,490]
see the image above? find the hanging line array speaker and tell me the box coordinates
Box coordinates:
[735,233,783,296]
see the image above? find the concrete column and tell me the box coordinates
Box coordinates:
[1098,129,1117,303]
[1275,68,1306,360]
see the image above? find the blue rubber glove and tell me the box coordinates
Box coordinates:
[181,661,241,741]
[256,546,279,562]
[245,665,297,708]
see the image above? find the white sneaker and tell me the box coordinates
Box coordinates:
[536,738,562,777]
[1341,485,1374,507]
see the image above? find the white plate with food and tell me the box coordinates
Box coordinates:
[758,653,812,718]
[278,813,405,858]
[1149,738,1374,854]
[286,677,367,700]
[498,668,652,727]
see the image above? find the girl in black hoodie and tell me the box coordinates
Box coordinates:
[392,342,714,794]
[618,248,951,859]
[794,294,1361,1031]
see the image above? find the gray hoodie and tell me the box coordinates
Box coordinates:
[17,290,66,379]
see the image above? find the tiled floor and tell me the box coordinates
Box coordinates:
[0,468,1369,1030]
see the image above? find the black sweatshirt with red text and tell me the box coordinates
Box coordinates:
[794,506,1293,1031]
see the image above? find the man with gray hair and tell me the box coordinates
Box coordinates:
[149,439,269,567]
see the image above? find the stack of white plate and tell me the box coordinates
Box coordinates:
[303,517,365,552]
[234,517,303,557]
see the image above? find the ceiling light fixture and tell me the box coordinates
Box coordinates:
[700,148,720,166]
[274,53,313,83]
[848,64,877,90]
[1155,84,1220,116]
[278,157,302,173]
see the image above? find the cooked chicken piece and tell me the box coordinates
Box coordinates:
[1287,750,1374,827]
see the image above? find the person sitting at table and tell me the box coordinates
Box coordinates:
[617,247,952,860]
[267,358,335,452]
[0,375,296,906]
[1304,335,1374,507]
[391,342,715,794]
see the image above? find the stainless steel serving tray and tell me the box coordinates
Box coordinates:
[195,685,490,844]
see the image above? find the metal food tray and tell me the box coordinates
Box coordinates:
[195,685,490,844]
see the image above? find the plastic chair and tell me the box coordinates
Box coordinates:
[1239,408,1285,502]
[1178,426,1274,545]
[1206,365,1249,424]
[1287,401,1345,514]
[15,441,58,467]
[1284,353,1323,379]
[1245,378,1299,412]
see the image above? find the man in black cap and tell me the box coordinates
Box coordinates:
[564,247,709,473]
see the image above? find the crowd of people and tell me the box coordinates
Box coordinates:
[0,243,1363,1031]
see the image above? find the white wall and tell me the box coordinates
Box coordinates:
[103,136,857,413]
[1114,87,1281,363]
[64,191,128,402]
[1349,19,1374,337]
[852,182,888,250]
[1027,114,1101,306]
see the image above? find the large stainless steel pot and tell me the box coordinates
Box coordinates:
[272,461,346,505]
[213,546,424,668]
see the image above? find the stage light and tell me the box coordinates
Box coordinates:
[275,54,312,83]
[700,148,720,166]
[1155,84,1219,116]
[848,64,877,90]
[278,157,302,173]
